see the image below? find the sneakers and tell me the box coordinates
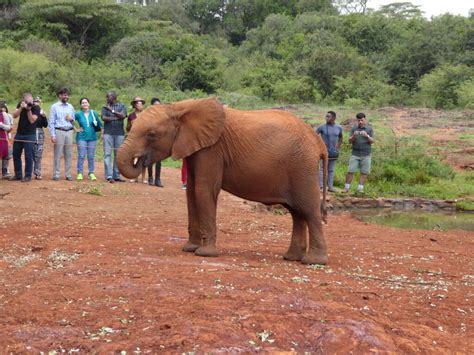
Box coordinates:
[342,188,350,193]
[114,177,126,182]
[154,179,164,187]
[181,183,187,190]
[77,173,83,181]
[66,176,73,181]
[107,177,114,183]
[88,173,97,181]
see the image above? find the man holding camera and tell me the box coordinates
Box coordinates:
[48,87,76,181]
[11,93,41,182]
[343,112,375,193]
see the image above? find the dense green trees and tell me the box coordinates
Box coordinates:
[0,0,471,108]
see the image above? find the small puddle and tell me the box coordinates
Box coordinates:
[347,209,474,232]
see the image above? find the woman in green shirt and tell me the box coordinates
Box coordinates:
[75,97,102,181]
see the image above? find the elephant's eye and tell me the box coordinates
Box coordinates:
[146,131,159,140]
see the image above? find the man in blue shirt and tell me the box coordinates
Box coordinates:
[101,91,127,183]
[48,87,76,181]
[316,111,343,192]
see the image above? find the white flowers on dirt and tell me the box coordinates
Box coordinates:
[47,249,80,269]
[256,330,275,343]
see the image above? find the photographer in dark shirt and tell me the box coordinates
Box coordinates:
[11,93,41,182]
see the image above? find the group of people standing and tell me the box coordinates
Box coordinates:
[2,90,371,192]
[315,111,375,193]
[0,88,170,187]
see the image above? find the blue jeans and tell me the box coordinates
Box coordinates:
[320,158,337,190]
[13,134,35,179]
[77,139,97,174]
[103,134,124,179]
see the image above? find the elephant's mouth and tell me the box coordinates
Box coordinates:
[132,155,149,169]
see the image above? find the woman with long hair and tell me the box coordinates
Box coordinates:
[75,97,102,181]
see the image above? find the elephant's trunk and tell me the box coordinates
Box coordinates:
[117,141,143,179]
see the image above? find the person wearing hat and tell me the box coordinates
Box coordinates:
[126,97,145,133]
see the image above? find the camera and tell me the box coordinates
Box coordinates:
[26,102,34,108]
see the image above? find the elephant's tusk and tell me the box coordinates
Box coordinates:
[133,157,139,166]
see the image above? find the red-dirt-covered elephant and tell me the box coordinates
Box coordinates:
[117,98,329,264]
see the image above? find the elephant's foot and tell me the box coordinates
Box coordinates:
[194,245,219,257]
[301,252,328,265]
[182,241,200,253]
[283,249,305,261]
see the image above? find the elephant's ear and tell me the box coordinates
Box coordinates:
[170,97,226,160]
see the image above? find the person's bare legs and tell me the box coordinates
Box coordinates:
[343,172,354,192]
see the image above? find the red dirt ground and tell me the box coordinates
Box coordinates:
[378,107,474,170]
[1,130,473,352]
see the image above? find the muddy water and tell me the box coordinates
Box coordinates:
[349,209,474,231]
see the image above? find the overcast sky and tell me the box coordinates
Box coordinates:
[367,0,472,18]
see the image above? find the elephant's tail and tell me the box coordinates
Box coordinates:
[321,149,328,224]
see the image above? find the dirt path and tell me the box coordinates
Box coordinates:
[0,139,472,352]
[378,107,474,170]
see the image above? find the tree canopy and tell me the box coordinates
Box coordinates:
[0,0,471,108]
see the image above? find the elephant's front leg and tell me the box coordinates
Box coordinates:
[193,182,221,257]
[182,169,202,252]
[189,152,223,257]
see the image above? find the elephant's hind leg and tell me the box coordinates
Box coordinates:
[283,209,307,261]
[301,213,328,265]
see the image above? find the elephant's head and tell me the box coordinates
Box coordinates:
[117,97,226,178]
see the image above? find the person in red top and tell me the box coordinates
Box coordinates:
[126,96,145,133]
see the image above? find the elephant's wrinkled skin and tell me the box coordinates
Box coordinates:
[117,98,329,264]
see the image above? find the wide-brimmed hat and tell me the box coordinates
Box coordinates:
[131,97,146,106]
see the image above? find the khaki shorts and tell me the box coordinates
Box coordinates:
[348,155,372,175]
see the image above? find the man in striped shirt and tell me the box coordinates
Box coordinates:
[48,87,76,181]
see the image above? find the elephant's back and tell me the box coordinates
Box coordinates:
[220,108,323,204]
[225,108,321,153]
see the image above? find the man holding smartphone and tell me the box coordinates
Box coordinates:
[343,112,374,193]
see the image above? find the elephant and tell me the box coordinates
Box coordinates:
[117,98,329,265]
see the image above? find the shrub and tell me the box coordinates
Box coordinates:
[331,70,394,106]
[272,77,319,103]
[417,64,473,109]
[0,48,70,100]
[456,80,474,109]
